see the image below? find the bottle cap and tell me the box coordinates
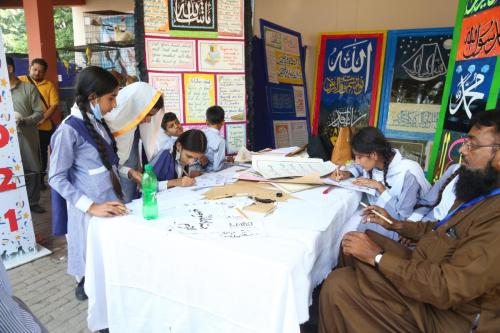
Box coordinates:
[144,164,153,171]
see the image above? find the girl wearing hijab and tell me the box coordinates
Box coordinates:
[104,82,164,202]
[49,67,127,300]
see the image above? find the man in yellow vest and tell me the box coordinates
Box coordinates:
[19,58,60,189]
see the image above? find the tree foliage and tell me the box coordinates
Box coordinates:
[0,8,74,56]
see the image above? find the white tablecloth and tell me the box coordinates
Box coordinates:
[85,183,361,333]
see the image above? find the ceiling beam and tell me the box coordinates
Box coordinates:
[0,0,85,8]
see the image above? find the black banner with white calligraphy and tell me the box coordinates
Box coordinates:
[168,0,217,32]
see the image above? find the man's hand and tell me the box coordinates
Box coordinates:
[342,231,383,266]
[352,177,386,193]
[360,205,401,230]
[88,201,127,217]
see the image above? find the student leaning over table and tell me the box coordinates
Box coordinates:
[104,82,164,203]
[319,110,500,333]
[48,67,127,302]
[151,129,207,189]
[332,127,430,241]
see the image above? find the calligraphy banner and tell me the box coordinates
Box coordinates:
[464,0,498,17]
[312,32,386,139]
[260,20,311,149]
[168,0,217,32]
[428,0,500,182]
[378,28,453,141]
[445,56,496,132]
[456,5,500,60]
[0,33,37,257]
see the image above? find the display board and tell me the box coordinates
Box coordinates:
[143,0,246,155]
[312,31,386,145]
[260,20,310,149]
[376,28,453,170]
[0,33,37,258]
[428,0,500,182]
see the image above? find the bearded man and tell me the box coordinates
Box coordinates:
[319,110,500,333]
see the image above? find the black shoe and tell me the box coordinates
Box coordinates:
[99,329,109,333]
[75,277,88,301]
[30,204,46,214]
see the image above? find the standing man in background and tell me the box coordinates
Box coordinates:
[7,56,45,214]
[20,58,60,190]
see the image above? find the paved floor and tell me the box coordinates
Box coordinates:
[5,188,319,333]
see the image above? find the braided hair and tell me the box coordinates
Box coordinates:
[351,127,395,189]
[75,66,123,200]
[416,168,460,209]
[172,129,207,161]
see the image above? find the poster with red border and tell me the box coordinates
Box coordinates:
[312,32,386,139]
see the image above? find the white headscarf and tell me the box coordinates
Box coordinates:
[104,82,164,163]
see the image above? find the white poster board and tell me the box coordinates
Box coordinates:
[0,32,38,263]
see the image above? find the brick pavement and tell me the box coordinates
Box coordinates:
[6,188,91,333]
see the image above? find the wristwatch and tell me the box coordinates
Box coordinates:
[374,250,385,270]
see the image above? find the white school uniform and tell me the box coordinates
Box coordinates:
[342,149,431,241]
[49,106,120,277]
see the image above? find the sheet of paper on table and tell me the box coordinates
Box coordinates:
[234,146,307,163]
[192,165,247,190]
[252,155,336,179]
[157,197,265,238]
[270,182,318,193]
[323,177,377,195]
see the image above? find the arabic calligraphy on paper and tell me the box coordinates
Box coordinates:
[168,0,217,31]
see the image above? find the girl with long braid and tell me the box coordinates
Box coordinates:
[333,127,430,240]
[49,66,127,301]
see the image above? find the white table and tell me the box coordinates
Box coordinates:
[85,181,361,333]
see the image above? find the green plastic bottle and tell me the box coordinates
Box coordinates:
[142,164,158,220]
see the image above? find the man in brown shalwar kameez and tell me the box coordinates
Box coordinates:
[319,110,500,333]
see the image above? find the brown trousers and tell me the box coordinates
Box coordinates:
[318,231,472,333]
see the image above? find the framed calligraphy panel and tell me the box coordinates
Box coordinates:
[168,0,217,32]
[378,28,453,141]
[259,20,311,149]
[428,0,500,182]
[312,32,386,140]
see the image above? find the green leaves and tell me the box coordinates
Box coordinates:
[0,7,74,55]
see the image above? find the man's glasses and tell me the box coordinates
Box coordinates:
[462,138,500,151]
